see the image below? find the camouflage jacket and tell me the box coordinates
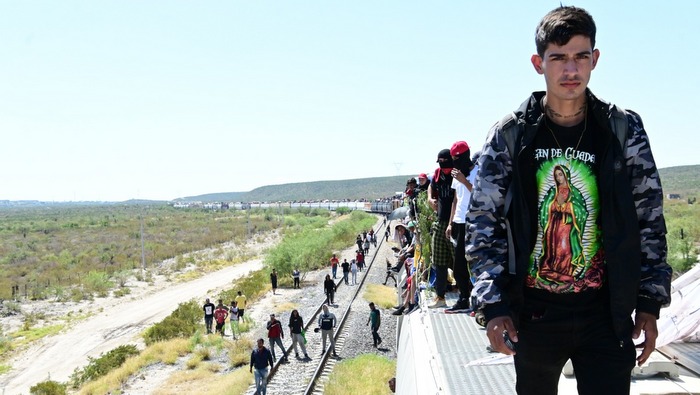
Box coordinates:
[466,90,672,338]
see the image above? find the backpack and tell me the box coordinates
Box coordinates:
[499,106,628,274]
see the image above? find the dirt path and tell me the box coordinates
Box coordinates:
[1,258,264,395]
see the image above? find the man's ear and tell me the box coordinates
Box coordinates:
[531,54,544,75]
[592,48,600,70]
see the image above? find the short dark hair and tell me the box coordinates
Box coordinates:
[535,6,596,57]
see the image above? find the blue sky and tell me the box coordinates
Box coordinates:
[1,1,697,201]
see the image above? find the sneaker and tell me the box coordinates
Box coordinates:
[404,304,419,315]
[445,298,471,314]
[428,297,447,309]
[391,306,405,316]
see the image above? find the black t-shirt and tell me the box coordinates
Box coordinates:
[431,171,455,221]
[522,111,607,309]
[341,261,350,272]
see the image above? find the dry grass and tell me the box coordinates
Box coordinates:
[226,337,254,368]
[325,354,395,395]
[363,284,398,309]
[153,365,252,395]
[272,301,298,314]
[79,338,191,394]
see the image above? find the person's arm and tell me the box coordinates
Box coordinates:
[464,124,516,354]
[266,349,273,367]
[446,189,458,240]
[427,180,438,211]
[250,351,254,372]
[625,111,672,365]
[451,168,473,191]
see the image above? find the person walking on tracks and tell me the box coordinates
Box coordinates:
[367,302,382,347]
[324,274,336,305]
[350,259,358,285]
[341,258,351,285]
[266,313,288,362]
[317,305,338,356]
[467,6,671,395]
[330,254,339,279]
[250,338,274,395]
[288,309,309,359]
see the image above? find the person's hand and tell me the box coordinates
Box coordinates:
[445,225,452,240]
[486,316,518,356]
[249,367,252,373]
[451,168,463,180]
[428,198,437,211]
[632,311,659,366]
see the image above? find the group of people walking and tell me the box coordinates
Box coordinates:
[202,292,247,338]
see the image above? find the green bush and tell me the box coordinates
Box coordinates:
[30,380,67,395]
[69,344,139,388]
[83,271,113,297]
[335,207,351,215]
[143,300,201,345]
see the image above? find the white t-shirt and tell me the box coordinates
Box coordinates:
[451,166,478,224]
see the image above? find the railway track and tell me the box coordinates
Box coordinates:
[245,221,390,395]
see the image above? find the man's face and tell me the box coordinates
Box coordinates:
[531,35,599,104]
[418,176,427,184]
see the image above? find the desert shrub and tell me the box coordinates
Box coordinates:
[335,207,351,215]
[143,300,200,345]
[83,271,113,297]
[30,380,67,395]
[69,344,139,388]
[113,287,131,298]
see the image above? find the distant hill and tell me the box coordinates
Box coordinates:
[179,165,700,204]
[659,165,700,200]
[177,175,413,202]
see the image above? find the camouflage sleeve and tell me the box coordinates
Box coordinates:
[466,123,513,317]
[625,111,672,316]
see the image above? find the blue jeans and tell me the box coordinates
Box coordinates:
[269,337,287,361]
[513,300,635,395]
[332,266,337,279]
[254,367,269,395]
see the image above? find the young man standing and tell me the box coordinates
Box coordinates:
[202,298,215,334]
[214,299,229,337]
[427,148,455,309]
[250,338,273,395]
[266,313,287,362]
[318,305,337,356]
[444,141,477,314]
[366,302,382,347]
[292,267,301,289]
[341,258,350,285]
[330,254,339,279]
[467,7,672,394]
[235,291,247,321]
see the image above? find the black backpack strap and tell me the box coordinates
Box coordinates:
[608,105,629,152]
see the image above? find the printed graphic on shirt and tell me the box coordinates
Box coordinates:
[527,150,605,294]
